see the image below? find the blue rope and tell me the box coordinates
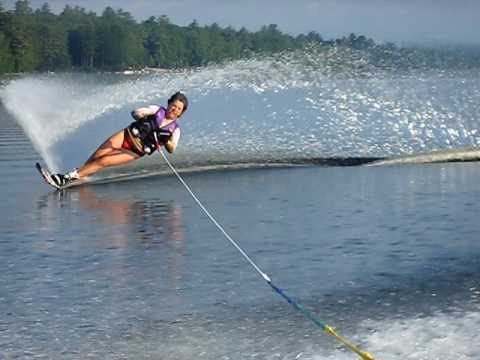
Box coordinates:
[267,281,328,330]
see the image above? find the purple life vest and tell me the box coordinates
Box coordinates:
[154,106,179,136]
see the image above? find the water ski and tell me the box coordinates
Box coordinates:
[35,162,62,189]
[35,162,81,190]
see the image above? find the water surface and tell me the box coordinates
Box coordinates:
[1,53,480,359]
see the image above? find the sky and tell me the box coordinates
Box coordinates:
[4,0,480,45]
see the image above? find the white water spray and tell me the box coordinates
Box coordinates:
[1,49,479,171]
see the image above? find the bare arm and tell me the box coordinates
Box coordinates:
[131,105,160,120]
[165,128,181,153]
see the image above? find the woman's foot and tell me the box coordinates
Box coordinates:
[51,170,79,188]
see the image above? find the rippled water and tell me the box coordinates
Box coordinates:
[1,51,480,359]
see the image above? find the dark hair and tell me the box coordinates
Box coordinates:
[168,92,188,113]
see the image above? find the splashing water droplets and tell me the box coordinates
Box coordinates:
[1,47,479,170]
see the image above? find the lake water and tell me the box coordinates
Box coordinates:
[1,52,480,359]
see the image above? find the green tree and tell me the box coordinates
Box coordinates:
[37,23,70,70]
[0,0,10,71]
[253,24,295,52]
[95,7,143,69]
[185,20,209,66]
[143,16,162,66]
[34,3,70,70]
[0,25,15,72]
[236,27,253,52]
[8,1,39,72]
[14,0,32,16]
[35,2,54,22]
[59,5,88,31]
[78,20,96,68]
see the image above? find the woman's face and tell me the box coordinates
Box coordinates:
[166,100,185,120]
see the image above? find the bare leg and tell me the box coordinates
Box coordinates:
[77,129,140,178]
[84,130,129,162]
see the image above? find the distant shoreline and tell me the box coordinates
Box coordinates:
[1,3,480,75]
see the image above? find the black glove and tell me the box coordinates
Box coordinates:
[154,128,172,145]
[130,116,156,139]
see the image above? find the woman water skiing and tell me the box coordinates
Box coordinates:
[49,91,188,188]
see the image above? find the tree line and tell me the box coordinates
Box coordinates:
[0,1,479,74]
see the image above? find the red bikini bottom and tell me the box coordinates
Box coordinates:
[121,129,144,157]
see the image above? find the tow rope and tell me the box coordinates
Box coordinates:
[159,148,377,360]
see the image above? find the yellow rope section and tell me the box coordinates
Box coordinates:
[324,326,377,360]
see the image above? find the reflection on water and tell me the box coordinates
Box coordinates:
[33,187,187,294]
[76,187,184,246]
[1,163,480,360]
[36,187,184,246]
